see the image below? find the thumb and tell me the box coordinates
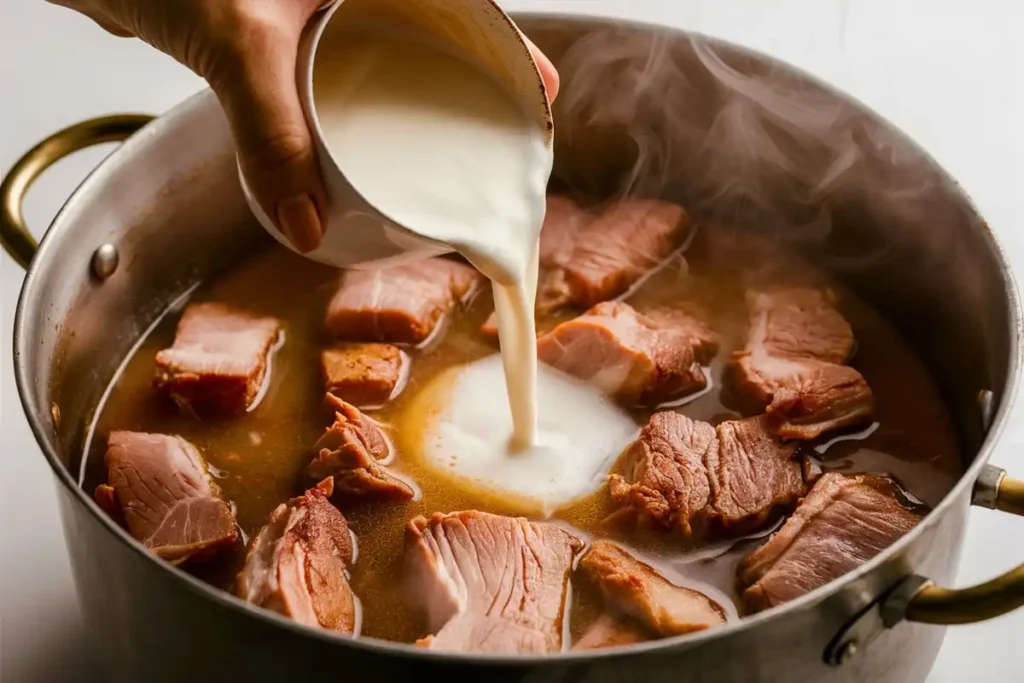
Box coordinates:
[208,25,325,253]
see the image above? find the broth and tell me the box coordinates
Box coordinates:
[83,227,962,644]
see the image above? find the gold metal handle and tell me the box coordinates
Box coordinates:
[905,471,1024,624]
[1,114,154,270]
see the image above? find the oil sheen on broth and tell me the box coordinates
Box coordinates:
[313,30,555,456]
[86,233,963,644]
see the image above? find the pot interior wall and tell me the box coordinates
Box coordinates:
[27,16,1012,487]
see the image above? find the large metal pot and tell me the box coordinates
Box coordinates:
[3,14,1023,683]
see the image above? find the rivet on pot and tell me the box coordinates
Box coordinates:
[835,640,859,665]
[978,389,995,431]
[91,244,119,281]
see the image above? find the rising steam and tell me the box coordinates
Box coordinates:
[546,24,952,274]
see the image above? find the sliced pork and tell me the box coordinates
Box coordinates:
[578,542,726,638]
[322,343,407,408]
[537,302,717,406]
[326,258,483,345]
[482,197,689,335]
[608,411,716,536]
[746,288,854,363]
[709,417,807,532]
[307,395,415,501]
[609,412,806,538]
[738,472,923,613]
[407,511,583,654]
[96,431,237,563]
[733,354,874,440]
[732,287,873,440]
[237,478,358,632]
[545,199,689,310]
[154,302,282,417]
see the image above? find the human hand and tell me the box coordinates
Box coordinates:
[50,0,561,253]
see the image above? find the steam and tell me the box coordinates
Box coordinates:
[547,25,952,275]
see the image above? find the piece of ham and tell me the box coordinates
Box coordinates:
[237,478,359,632]
[745,288,854,363]
[732,287,873,440]
[321,343,408,408]
[733,353,874,440]
[406,511,583,654]
[154,302,282,418]
[537,302,717,406]
[608,412,807,538]
[326,258,483,346]
[481,196,689,336]
[737,472,923,613]
[95,431,237,563]
[307,395,415,502]
[576,542,726,645]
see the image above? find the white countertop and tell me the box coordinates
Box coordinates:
[1,1,1022,681]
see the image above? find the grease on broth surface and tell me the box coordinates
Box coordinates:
[84,230,962,644]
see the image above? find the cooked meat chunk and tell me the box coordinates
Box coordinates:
[326,258,483,345]
[746,288,854,363]
[738,473,923,613]
[237,478,358,632]
[578,542,726,637]
[307,395,415,501]
[97,431,237,563]
[546,199,688,310]
[154,302,282,417]
[322,343,407,408]
[537,302,716,406]
[609,412,716,536]
[407,511,583,654]
[734,354,874,440]
[732,287,873,440]
[573,613,650,650]
[482,197,688,336]
[609,413,806,538]
[708,417,806,531]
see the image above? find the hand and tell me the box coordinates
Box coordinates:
[51,0,561,253]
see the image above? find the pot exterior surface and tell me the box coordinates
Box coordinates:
[12,15,1018,683]
[58,480,965,683]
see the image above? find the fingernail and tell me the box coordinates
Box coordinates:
[277,195,322,253]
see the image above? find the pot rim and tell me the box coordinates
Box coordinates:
[12,11,1023,665]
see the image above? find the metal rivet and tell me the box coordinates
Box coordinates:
[978,389,995,431]
[91,244,119,281]
[835,640,859,665]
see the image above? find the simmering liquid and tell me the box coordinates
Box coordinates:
[314,31,553,452]
[84,229,964,644]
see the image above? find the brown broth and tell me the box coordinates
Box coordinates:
[84,229,963,646]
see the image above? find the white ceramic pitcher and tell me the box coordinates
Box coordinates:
[239,0,554,269]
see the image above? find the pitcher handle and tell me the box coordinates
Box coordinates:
[1,114,154,270]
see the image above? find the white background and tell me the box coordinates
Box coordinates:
[1,0,1022,681]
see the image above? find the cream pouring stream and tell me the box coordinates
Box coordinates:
[313,32,552,449]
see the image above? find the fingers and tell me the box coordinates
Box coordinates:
[207,20,325,253]
[524,37,560,103]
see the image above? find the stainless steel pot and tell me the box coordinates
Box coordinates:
[3,14,1023,683]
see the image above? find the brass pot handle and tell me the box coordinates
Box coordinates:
[905,467,1024,624]
[1,114,155,270]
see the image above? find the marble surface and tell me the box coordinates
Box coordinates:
[1,0,1021,681]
